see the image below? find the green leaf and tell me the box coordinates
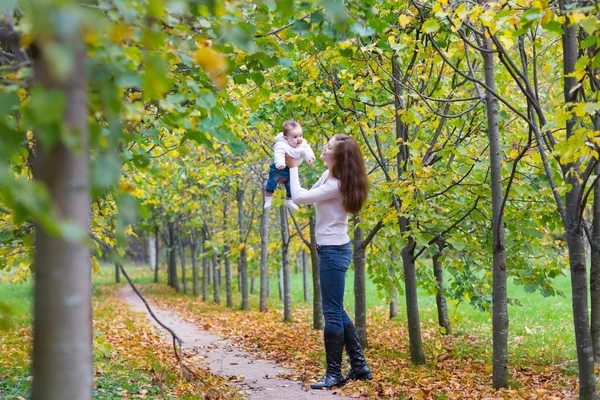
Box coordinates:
[351,22,375,37]
[0,92,19,116]
[422,19,440,34]
[542,20,564,35]
[142,54,173,100]
[580,16,599,35]
[92,151,122,195]
[228,140,245,154]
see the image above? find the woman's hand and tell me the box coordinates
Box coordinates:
[285,154,302,168]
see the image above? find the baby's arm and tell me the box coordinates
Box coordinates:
[302,143,316,166]
[273,143,287,169]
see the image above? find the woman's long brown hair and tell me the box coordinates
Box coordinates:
[329,134,369,214]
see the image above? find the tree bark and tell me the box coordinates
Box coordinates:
[480,34,509,388]
[168,221,179,292]
[260,200,270,312]
[353,221,368,348]
[223,192,233,307]
[31,34,93,400]
[309,210,324,329]
[591,144,600,362]
[154,224,160,283]
[237,188,249,310]
[115,262,120,283]
[389,246,398,319]
[280,206,292,322]
[560,2,597,397]
[433,251,451,335]
[190,228,199,296]
[201,227,208,301]
[178,222,187,295]
[393,55,425,365]
[302,249,310,302]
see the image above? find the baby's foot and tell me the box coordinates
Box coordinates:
[264,197,273,209]
[285,199,298,211]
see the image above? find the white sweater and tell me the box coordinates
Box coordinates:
[273,133,316,168]
[289,168,350,246]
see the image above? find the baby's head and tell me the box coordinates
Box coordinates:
[282,119,303,148]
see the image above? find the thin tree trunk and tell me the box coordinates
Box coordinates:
[168,222,179,292]
[309,210,323,329]
[389,246,398,319]
[191,229,199,296]
[353,221,368,348]
[260,202,270,312]
[591,145,600,363]
[212,249,220,304]
[280,206,292,322]
[481,33,509,388]
[237,188,249,310]
[115,262,120,283]
[178,224,187,295]
[302,249,310,302]
[393,55,425,365]
[278,267,283,301]
[250,273,255,294]
[433,251,451,335]
[223,193,233,307]
[561,2,596,397]
[31,34,92,400]
[154,224,160,283]
[401,237,425,364]
[201,228,208,301]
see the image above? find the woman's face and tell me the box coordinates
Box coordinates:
[320,137,336,166]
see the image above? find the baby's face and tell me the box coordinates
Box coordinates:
[285,127,303,148]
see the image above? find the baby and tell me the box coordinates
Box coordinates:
[264,120,315,210]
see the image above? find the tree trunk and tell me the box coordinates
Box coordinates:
[393,55,425,365]
[561,2,597,397]
[389,246,398,319]
[353,221,368,348]
[201,228,208,301]
[31,34,93,400]
[237,188,249,310]
[481,34,509,388]
[433,251,451,335]
[278,267,283,301]
[178,224,187,295]
[212,248,220,304]
[302,249,310,302]
[168,221,179,292]
[260,202,270,312]
[401,236,425,365]
[309,210,323,329]
[591,147,600,362]
[115,262,120,283]
[223,193,233,307]
[154,224,160,283]
[191,229,199,296]
[280,206,292,322]
[250,273,255,294]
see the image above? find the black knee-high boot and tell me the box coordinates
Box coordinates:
[310,331,345,389]
[343,323,373,381]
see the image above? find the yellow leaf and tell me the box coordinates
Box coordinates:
[388,34,396,45]
[399,14,413,28]
[566,69,585,81]
[194,47,228,90]
[498,34,514,49]
[567,12,586,25]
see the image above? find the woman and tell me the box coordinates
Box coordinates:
[286,134,372,390]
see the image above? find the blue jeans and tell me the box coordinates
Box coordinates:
[265,162,291,198]
[318,242,353,333]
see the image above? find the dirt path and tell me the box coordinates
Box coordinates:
[118,286,346,400]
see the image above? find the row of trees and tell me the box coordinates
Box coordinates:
[1,0,599,398]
